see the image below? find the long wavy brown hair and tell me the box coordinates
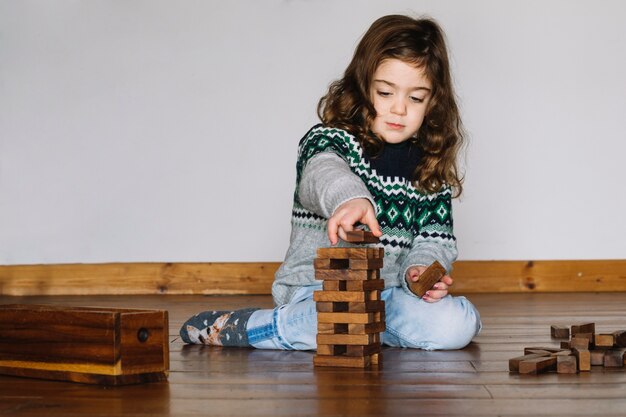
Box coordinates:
[317,15,465,196]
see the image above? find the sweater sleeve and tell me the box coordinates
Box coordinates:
[298,152,376,218]
[398,186,458,298]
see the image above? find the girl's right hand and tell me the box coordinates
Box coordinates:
[327,198,382,245]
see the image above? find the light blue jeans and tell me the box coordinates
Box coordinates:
[246,284,482,351]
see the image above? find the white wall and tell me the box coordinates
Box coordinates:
[1,0,625,264]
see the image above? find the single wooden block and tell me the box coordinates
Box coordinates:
[313,354,373,368]
[348,321,386,335]
[523,346,563,355]
[613,330,626,347]
[317,333,379,346]
[317,311,383,325]
[343,230,381,243]
[322,280,345,291]
[590,349,606,366]
[406,261,447,298]
[0,304,169,385]
[550,325,570,339]
[509,353,552,372]
[347,300,385,313]
[518,356,557,374]
[313,290,372,302]
[551,350,572,357]
[595,333,615,348]
[314,257,383,271]
[571,323,595,335]
[316,302,348,313]
[346,279,385,292]
[572,348,591,371]
[316,344,347,356]
[524,349,553,356]
[575,332,595,347]
[346,343,382,357]
[317,323,349,335]
[315,269,379,281]
[556,355,578,374]
[317,247,383,260]
[570,337,590,350]
[603,349,626,368]
[560,341,571,349]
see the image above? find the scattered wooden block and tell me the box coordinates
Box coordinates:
[523,346,563,355]
[560,341,571,349]
[343,230,380,244]
[551,350,572,357]
[509,353,552,372]
[613,330,626,348]
[551,325,570,339]
[519,356,557,374]
[556,355,578,374]
[595,334,615,348]
[603,349,625,368]
[590,349,606,366]
[0,304,169,385]
[572,348,591,371]
[570,336,590,350]
[524,349,553,356]
[406,261,447,298]
[571,323,595,335]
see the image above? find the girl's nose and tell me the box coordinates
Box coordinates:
[391,99,407,116]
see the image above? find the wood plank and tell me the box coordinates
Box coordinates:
[1,259,626,295]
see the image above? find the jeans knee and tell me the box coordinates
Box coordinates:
[429,296,482,350]
[383,290,481,350]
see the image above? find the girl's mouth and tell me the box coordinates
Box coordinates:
[386,122,404,130]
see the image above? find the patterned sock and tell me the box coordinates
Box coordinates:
[179,308,259,347]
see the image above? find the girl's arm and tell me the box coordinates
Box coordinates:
[400,186,458,302]
[299,152,382,244]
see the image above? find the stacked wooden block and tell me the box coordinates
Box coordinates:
[509,322,626,374]
[313,244,385,368]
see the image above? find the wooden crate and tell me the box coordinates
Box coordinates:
[0,304,169,385]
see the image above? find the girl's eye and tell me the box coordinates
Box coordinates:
[377,91,392,97]
[410,96,425,103]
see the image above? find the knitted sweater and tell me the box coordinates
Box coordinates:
[272,125,458,306]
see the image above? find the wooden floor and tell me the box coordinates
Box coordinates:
[2,292,626,416]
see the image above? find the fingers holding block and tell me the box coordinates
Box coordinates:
[407,261,446,298]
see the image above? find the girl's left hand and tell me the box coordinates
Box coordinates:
[406,266,453,303]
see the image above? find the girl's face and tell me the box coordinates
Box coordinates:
[369,59,432,144]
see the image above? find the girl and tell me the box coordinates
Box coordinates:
[180,14,481,350]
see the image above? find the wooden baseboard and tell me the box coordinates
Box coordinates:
[0,260,625,296]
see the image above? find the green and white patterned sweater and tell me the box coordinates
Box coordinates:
[272,125,458,306]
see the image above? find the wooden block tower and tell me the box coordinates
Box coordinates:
[313,232,385,368]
